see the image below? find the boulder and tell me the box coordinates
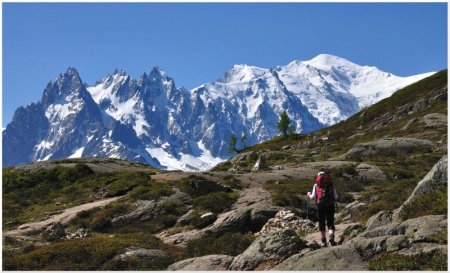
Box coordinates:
[335,200,367,224]
[251,155,268,172]
[45,221,66,238]
[196,212,217,228]
[274,245,368,271]
[249,207,279,232]
[339,223,364,243]
[229,229,306,270]
[230,151,257,165]
[356,163,388,183]
[422,113,447,129]
[341,138,433,160]
[167,255,233,271]
[393,155,447,221]
[114,247,170,261]
[211,208,252,235]
[176,209,195,226]
[365,210,392,231]
[353,235,390,258]
[111,200,158,225]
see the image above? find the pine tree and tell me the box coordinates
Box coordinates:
[228,134,238,153]
[277,111,291,137]
[241,133,247,149]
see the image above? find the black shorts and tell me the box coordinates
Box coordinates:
[317,202,335,232]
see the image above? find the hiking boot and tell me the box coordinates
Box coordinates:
[329,234,337,246]
[319,238,327,247]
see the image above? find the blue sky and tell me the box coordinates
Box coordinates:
[3,2,447,126]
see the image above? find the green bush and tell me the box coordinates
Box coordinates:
[264,179,311,209]
[183,232,255,258]
[193,192,239,213]
[69,202,135,231]
[127,181,174,201]
[3,233,169,270]
[399,188,447,221]
[368,252,447,271]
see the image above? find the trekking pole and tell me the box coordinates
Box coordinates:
[306,197,309,220]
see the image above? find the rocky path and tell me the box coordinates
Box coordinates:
[303,222,355,245]
[4,196,122,237]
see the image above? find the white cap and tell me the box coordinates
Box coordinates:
[318,171,325,176]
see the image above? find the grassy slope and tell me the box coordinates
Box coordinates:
[215,70,448,223]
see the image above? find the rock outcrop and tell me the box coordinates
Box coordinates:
[356,163,388,183]
[229,229,306,270]
[167,255,234,271]
[393,155,447,221]
[274,244,368,271]
[338,138,433,160]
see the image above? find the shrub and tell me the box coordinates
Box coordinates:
[127,181,174,201]
[368,252,447,271]
[193,192,239,213]
[183,232,255,258]
[264,179,311,209]
[3,233,169,270]
[399,188,447,221]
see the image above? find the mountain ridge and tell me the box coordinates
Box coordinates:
[3,54,435,170]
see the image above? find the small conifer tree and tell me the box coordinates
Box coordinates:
[277,111,291,137]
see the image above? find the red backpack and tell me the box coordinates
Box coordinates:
[315,172,334,205]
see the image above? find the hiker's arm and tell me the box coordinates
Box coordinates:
[307,185,316,200]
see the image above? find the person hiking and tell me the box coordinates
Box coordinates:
[307,171,338,247]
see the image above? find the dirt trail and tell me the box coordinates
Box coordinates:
[303,222,355,245]
[4,196,122,237]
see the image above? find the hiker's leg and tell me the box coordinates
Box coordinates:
[327,204,337,245]
[327,203,336,231]
[317,204,327,246]
[317,204,326,235]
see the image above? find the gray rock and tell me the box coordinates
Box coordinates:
[114,247,169,261]
[197,212,217,228]
[45,221,66,238]
[251,155,268,172]
[398,242,447,257]
[394,155,447,221]
[230,151,257,165]
[176,209,195,226]
[211,208,252,235]
[365,210,392,231]
[335,200,367,224]
[386,235,409,252]
[249,207,279,232]
[275,245,367,271]
[229,229,306,271]
[353,235,390,258]
[341,138,433,160]
[111,200,158,225]
[399,215,446,242]
[339,223,364,243]
[422,113,447,129]
[167,255,233,271]
[400,118,418,131]
[356,163,388,183]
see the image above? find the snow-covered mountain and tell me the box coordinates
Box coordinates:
[3,54,434,170]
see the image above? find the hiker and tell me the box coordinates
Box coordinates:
[307,171,338,247]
